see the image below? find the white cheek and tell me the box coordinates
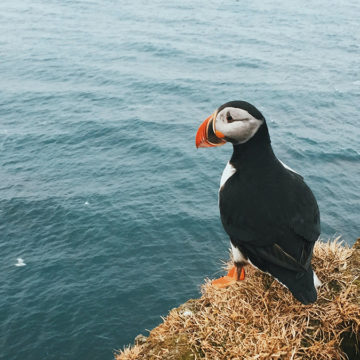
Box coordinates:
[231,119,263,143]
[215,109,263,144]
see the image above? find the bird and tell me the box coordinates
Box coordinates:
[195,100,321,305]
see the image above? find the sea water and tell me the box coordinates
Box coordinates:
[0,0,359,359]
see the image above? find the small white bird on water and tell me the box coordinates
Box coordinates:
[15,258,26,267]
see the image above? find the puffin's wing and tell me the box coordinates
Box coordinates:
[219,166,320,269]
[288,173,320,243]
[245,240,315,272]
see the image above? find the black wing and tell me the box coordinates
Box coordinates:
[219,161,320,270]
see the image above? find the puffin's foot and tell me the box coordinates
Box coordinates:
[235,262,246,281]
[212,265,245,289]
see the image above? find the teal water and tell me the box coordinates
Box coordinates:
[0,0,359,359]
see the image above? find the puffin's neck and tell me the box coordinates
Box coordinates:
[230,122,275,167]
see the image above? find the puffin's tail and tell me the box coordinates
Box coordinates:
[289,267,317,305]
[269,264,318,305]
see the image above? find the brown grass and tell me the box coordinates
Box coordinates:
[116,238,360,360]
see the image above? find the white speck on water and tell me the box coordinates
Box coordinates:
[84,201,89,205]
[15,258,26,267]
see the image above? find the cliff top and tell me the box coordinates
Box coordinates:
[116,238,360,360]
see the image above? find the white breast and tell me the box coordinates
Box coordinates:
[220,162,236,189]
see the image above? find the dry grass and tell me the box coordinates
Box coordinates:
[116,238,360,360]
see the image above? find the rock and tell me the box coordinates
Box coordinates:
[116,238,360,360]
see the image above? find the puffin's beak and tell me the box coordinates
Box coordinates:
[195,113,227,148]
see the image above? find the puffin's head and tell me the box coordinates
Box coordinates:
[195,100,265,148]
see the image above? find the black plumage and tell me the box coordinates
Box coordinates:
[218,101,320,304]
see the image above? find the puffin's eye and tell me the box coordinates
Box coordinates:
[226,112,233,122]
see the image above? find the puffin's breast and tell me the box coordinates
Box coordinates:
[220,162,236,190]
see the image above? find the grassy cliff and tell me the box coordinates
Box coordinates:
[116,238,360,360]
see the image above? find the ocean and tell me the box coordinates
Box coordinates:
[0,0,359,359]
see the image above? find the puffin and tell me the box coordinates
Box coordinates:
[195,100,321,305]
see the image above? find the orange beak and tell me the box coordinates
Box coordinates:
[195,113,227,148]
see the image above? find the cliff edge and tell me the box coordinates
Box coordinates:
[116,238,360,360]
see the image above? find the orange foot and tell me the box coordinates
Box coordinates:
[212,266,245,289]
